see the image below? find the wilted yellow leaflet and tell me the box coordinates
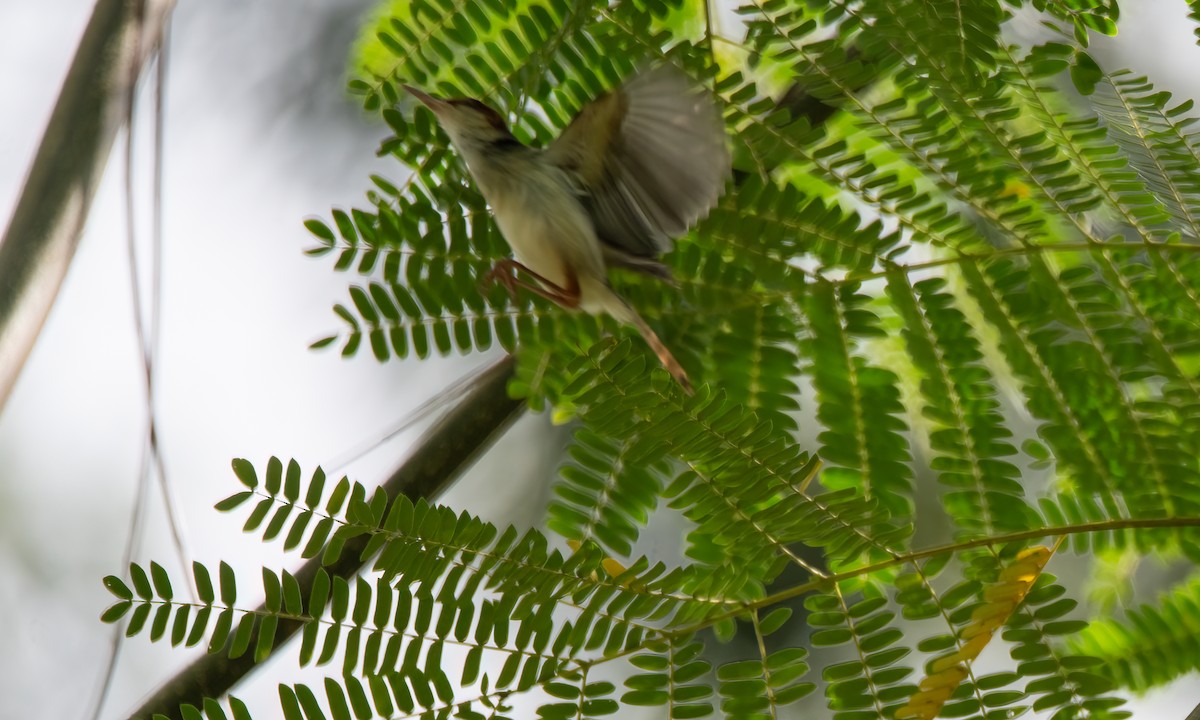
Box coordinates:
[896,544,1057,720]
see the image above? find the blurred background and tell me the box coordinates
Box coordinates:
[0,1,1197,717]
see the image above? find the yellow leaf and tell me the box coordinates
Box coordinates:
[897,544,1057,720]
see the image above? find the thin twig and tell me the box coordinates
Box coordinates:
[88,5,181,719]
[0,0,166,410]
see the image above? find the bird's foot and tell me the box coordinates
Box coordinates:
[480,259,582,309]
[480,260,522,301]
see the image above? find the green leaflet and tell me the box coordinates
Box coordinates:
[1069,574,1200,691]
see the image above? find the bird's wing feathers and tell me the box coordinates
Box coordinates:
[546,66,730,258]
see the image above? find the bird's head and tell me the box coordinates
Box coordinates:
[403,85,519,151]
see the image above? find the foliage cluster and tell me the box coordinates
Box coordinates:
[108,0,1200,718]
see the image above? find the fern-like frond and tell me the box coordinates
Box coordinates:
[1091,70,1200,240]
[109,461,1200,720]
[805,281,915,530]
[1003,43,1171,241]
[547,428,669,558]
[709,176,905,280]
[224,458,727,623]
[565,339,905,572]
[862,0,1003,92]
[886,271,1037,536]
[808,584,913,719]
[1002,575,1126,719]
[1068,574,1200,691]
[716,609,815,719]
[960,261,1124,515]
[1031,1,1119,46]
[354,0,611,144]
[622,635,713,717]
[113,465,757,718]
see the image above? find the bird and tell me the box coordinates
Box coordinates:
[402,65,730,393]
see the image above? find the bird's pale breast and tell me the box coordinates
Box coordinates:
[487,164,608,301]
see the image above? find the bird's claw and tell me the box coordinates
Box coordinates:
[480,261,520,301]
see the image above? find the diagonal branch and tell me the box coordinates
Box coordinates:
[0,0,172,412]
[125,354,523,719]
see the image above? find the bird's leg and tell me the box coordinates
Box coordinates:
[480,259,521,300]
[628,314,693,394]
[604,292,693,394]
[481,259,581,308]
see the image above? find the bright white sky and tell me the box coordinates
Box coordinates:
[0,1,1198,718]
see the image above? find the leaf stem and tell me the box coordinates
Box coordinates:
[665,516,1200,639]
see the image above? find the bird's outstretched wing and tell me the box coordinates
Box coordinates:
[545,65,730,259]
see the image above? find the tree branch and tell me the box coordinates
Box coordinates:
[125,354,523,719]
[0,0,172,412]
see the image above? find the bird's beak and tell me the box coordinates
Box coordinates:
[403,85,445,113]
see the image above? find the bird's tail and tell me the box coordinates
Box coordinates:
[599,286,693,394]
